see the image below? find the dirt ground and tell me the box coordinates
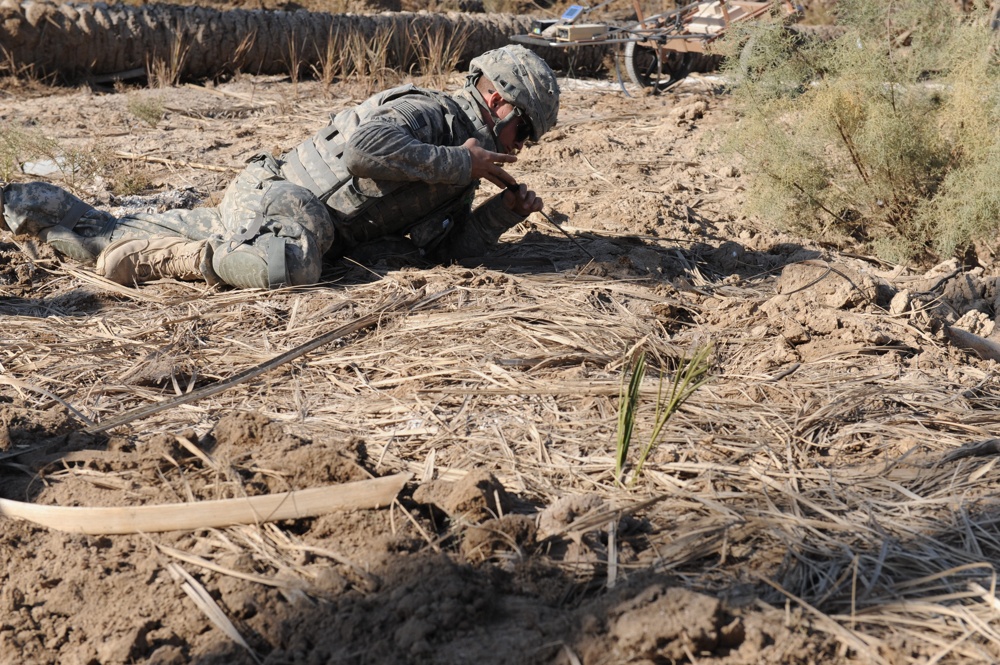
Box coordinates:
[3,16,1000,665]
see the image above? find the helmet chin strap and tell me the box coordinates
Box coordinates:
[464,74,518,147]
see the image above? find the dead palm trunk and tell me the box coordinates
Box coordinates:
[0,2,608,82]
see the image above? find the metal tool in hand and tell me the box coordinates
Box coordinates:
[505,184,596,262]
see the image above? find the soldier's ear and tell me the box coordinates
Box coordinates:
[484,89,505,113]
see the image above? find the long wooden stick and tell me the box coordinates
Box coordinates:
[0,472,411,535]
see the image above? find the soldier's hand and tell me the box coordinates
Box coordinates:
[502,183,543,217]
[464,138,517,190]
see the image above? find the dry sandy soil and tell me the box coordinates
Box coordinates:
[3,16,1000,665]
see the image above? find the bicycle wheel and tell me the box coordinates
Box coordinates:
[623,41,693,91]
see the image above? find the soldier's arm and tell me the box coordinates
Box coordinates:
[429,193,525,261]
[344,97,471,185]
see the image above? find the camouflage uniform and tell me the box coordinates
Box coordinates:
[1,46,559,289]
[2,85,522,288]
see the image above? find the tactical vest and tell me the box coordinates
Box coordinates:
[279,85,489,251]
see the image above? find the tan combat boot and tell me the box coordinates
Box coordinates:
[96,236,208,284]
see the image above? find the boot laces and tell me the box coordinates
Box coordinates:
[135,244,199,280]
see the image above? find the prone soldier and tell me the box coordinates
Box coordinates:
[0,45,560,289]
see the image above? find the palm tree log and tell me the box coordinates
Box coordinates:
[0,1,610,81]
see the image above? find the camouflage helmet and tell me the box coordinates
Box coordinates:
[468,45,560,141]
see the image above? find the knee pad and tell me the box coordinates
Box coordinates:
[212,235,288,290]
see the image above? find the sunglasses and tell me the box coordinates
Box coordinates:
[512,107,534,143]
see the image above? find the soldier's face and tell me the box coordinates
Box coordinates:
[495,102,531,155]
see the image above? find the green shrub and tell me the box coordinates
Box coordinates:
[127,94,165,128]
[721,0,1000,266]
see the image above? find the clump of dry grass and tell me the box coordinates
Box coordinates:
[307,21,468,91]
[341,26,398,95]
[146,27,190,88]
[412,24,470,86]
[0,44,54,88]
[311,25,345,92]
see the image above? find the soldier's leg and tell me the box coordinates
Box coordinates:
[1,181,220,266]
[1,158,333,289]
[94,206,224,285]
[209,155,334,289]
[1,182,118,262]
[106,174,333,288]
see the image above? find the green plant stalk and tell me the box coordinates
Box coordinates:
[630,345,712,485]
[615,352,646,485]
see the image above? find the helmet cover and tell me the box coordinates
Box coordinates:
[468,45,560,141]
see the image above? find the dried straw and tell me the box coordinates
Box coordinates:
[3,81,1000,660]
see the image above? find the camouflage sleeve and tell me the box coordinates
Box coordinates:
[430,192,525,260]
[344,96,472,186]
